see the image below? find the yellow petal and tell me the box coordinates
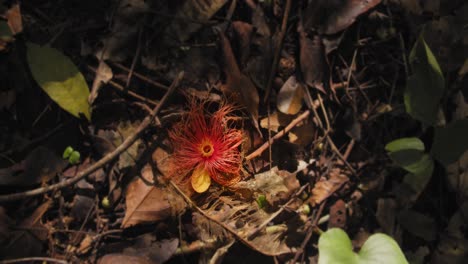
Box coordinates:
[191,166,211,193]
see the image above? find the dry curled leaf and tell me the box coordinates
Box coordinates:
[310,168,349,205]
[122,165,186,228]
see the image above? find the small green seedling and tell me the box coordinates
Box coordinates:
[63,146,74,159]
[256,194,267,209]
[63,146,81,165]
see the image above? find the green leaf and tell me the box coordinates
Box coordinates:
[68,151,81,165]
[385,137,425,153]
[359,233,408,264]
[62,146,74,159]
[26,42,91,120]
[318,228,357,264]
[402,155,434,195]
[385,138,427,170]
[432,119,468,166]
[318,228,408,264]
[404,34,445,126]
[386,138,434,199]
[397,210,437,241]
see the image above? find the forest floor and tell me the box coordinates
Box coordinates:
[1,0,468,263]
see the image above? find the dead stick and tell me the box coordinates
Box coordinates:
[263,0,292,102]
[246,109,312,161]
[0,72,183,203]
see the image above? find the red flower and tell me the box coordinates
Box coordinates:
[168,101,243,193]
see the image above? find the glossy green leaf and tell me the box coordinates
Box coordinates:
[26,42,91,120]
[404,34,445,126]
[318,228,357,264]
[432,119,468,166]
[386,138,434,198]
[318,228,408,264]
[385,138,426,170]
[385,137,425,153]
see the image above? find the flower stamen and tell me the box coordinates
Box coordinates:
[199,139,214,158]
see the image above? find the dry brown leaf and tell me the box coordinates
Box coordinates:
[232,21,253,66]
[18,200,52,241]
[277,76,304,115]
[298,29,328,94]
[328,199,347,229]
[151,147,171,177]
[5,3,22,35]
[0,146,67,186]
[319,0,381,35]
[310,168,349,205]
[219,32,261,135]
[164,0,228,43]
[182,167,304,256]
[0,201,52,259]
[122,165,186,228]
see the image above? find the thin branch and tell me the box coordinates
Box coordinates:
[87,65,160,106]
[0,72,183,203]
[0,257,68,264]
[246,106,317,161]
[263,0,292,102]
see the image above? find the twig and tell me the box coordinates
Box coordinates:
[245,109,314,161]
[0,72,183,203]
[125,26,143,88]
[290,202,326,263]
[111,62,170,90]
[87,65,160,106]
[247,183,309,239]
[263,0,292,102]
[0,257,68,264]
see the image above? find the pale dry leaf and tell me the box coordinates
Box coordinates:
[277,76,304,115]
[122,165,186,228]
[151,147,171,177]
[89,61,113,104]
[288,118,315,146]
[260,111,293,132]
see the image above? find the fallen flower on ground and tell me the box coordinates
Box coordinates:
[168,101,244,193]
